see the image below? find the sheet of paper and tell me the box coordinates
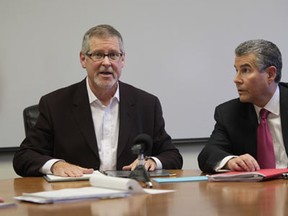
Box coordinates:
[15,187,130,204]
[44,171,99,182]
[143,189,175,194]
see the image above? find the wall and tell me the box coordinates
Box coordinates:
[1,0,288,149]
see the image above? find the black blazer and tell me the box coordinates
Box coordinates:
[198,83,288,174]
[13,79,183,176]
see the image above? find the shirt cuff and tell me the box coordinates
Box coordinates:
[39,159,62,175]
[215,155,237,172]
[147,156,163,169]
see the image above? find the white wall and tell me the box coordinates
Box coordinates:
[1,0,288,149]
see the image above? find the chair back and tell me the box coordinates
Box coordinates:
[23,105,39,135]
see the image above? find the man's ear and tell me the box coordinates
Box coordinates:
[120,52,126,69]
[79,52,86,69]
[266,66,277,83]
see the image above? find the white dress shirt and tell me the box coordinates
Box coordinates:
[87,79,120,171]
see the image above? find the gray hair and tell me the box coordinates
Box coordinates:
[81,24,124,54]
[235,39,282,83]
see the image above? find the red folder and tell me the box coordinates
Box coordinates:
[207,168,288,182]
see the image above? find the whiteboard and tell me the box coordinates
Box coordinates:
[1,0,288,148]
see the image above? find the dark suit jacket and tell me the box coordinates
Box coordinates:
[13,79,183,176]
[198,83,288,174]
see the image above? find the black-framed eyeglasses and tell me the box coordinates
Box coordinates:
[85,52,123,62]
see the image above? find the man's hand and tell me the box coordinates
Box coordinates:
[122,158,157,171]
[51,161,94,177]
[226,154,260,172]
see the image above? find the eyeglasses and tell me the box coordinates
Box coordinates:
[85,52,123,62]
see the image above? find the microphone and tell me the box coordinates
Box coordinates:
[131,133,152,157]
[129,134,153,188]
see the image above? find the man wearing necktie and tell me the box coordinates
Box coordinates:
[198,39,288,174]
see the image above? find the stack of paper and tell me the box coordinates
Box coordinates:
[207,168,288,182]
[15,171,174,204]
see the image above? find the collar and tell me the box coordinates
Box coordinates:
[86,77,120,105]
[254,86,279,117]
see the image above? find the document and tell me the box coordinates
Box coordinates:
[44,169,174,182]
[15,171,174,204]
[207,168,288,182]
[44,171,98,182]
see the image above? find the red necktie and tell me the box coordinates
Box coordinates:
[257,109,275,168]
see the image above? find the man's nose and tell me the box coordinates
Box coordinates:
[233,72,242,84]
[102,56,112,65]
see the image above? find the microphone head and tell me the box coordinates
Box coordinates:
[131,133,153,155]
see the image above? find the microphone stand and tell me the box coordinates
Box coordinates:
[129,144,153,188]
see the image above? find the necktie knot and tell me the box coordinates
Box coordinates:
[260,108,269,120]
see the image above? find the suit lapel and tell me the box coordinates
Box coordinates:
[72,79,99,157]
[117,82,135,157]
[240,102,258,156]
[279,83,288,153]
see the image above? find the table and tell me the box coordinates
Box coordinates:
[1,170,288,216]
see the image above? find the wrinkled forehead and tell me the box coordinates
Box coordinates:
[88,36,122,52]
